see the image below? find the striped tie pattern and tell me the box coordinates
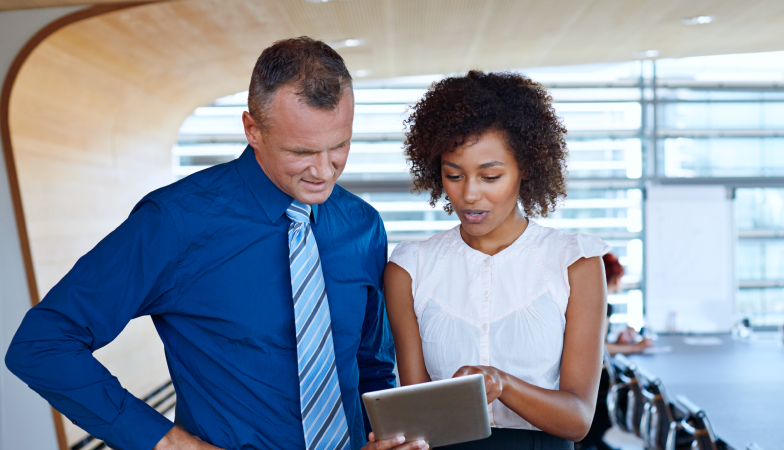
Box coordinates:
[286,200,351,450]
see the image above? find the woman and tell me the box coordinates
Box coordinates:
[603,254,653,356]
[384,71,609,449]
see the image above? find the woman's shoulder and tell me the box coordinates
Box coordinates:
[391,226,458,255]
[528,220,610,265]
[388,227,459,273]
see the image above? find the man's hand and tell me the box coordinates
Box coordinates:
[362,432,429,450]
[453,365,506,404]
[153,426,225,450]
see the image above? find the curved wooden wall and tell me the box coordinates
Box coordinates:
[6,3,285,446]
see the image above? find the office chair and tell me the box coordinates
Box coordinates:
[639,376,691,450]
[606,353,631,433]
[666,395,727,450]
[622,360,646,437]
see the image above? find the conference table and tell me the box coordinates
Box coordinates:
[626,332,784,450]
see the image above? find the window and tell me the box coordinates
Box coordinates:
[173,50,784,332]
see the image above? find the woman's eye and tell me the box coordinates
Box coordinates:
[445,174,462,180]
[485,176,502,181]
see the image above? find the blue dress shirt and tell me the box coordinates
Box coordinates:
[5,146,396,450]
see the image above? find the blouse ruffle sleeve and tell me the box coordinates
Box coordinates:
[389,241,420,295]
[562,233,611,296]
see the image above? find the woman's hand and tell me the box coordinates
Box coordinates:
[362,432,429,450]
[452,365,507,403]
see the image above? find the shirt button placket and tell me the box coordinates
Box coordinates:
[480,256,493,424]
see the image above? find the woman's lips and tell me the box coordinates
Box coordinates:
[461,210,488,224]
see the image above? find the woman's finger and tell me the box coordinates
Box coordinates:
[453,365,480,377]
[371,436,406,449]
[401,440,429,449]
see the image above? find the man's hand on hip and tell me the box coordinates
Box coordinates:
[153,426,225,450]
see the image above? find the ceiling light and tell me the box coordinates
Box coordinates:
[353,69,372,78]
[632,49,660,59]
[681,15,715,25]
[328,38,365,49]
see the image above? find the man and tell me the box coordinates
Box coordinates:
[6,37,424,450]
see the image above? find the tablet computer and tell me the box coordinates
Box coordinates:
[362,374,491,448]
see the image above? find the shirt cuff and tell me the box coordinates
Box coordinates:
[104,395,174,450]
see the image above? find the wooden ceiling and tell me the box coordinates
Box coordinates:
[1,0,784,78]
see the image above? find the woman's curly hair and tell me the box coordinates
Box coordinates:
[403,71,568,217]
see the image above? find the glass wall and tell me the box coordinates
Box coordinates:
[173,50,784,330]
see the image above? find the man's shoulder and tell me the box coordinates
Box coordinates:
[328,184,383,224]
[323,185,386,252]
[143,160,240,208]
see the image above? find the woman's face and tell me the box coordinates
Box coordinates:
[441,129,526,238]
[607,276,622,294]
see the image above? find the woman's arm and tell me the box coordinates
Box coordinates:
[453,256,607,441]
[384,263,431,386]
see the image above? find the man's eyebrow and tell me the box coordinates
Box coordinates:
[330,139,350,150]
[280,139,350,153]
[442,161,462,169]
[478,161,504,169]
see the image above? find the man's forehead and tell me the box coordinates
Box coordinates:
[269,87,353,123]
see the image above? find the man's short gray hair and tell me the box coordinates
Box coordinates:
[248,36,353,130]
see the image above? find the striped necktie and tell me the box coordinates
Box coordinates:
[286,200,351,450]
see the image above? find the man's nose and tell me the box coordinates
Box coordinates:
[309,151,333,179]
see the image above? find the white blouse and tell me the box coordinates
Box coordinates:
[389,220,609,430]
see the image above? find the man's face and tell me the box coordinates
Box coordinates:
[242,85,354,205]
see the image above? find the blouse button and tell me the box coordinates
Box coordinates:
[482,323,488,331]
[484,291,489,298]
[484,257,490,264]
[482,357,489,364]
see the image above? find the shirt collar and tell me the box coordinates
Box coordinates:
[236,145,318,223]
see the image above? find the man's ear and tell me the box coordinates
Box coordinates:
[242,111,263,150]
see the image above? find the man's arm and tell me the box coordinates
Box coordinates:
[5,199,178,450]
[356,219,396,433]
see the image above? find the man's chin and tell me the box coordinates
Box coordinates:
[294,184,334,205]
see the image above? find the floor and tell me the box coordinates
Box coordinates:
[603,428,646,450]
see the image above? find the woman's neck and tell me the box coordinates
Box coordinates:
[460,207,529,256]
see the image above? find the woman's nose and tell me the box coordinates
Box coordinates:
[463,179,481,203]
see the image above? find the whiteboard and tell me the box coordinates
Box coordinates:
[645,185,735,333]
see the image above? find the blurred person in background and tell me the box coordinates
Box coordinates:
[576,253,653,450]
[603,253,653,356]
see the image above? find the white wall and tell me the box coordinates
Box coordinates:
[0,7,81,450]
[645,185,735,333]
